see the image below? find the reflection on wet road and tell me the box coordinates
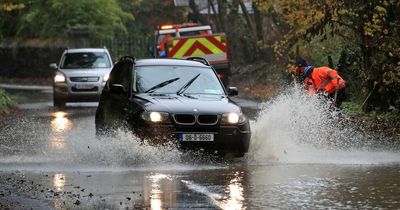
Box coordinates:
[53,173,66,191]
[0,88,399,209]
[1,165,400,209]
[50,111,72,150]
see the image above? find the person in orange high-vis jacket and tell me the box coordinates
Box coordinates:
[303,65,347,108]
[293,58,318,96]
[293,58,347,107]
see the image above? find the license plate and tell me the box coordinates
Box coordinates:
[75,84,94,89]
[179,133,214,142]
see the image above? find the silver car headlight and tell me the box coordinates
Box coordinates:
[222,112,246,124]
[103,74,110,82]
[54,72,66,83]
[140,111,170,123]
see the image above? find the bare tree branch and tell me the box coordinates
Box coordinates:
[239,0,256,39]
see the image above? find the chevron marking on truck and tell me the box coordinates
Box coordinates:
[168,35,226,58]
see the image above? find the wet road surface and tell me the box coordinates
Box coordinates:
[0,87,399,209]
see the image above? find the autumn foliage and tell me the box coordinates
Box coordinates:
[250,0,400,111]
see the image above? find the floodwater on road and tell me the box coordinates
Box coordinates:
[0,87,399,209]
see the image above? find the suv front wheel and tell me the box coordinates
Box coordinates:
[53,95,65,108]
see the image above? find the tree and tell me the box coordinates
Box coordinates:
[0,2,25,11]
[255,0,400,111]
[126,0,187,32]
[0,1,27,39]
[337,0,400,110]
[16,0,133,41]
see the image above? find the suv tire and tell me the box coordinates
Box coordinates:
[53,97,65,108]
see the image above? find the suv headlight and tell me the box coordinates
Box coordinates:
[54,72,66,83]
[140,111,170,123]
[103,74,110,82]
[222,112,246,124]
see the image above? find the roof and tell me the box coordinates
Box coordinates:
[174,0,204,6]
[174,0,253,14]
[199,1,253,14]
[135,58,210,68]
[64,48,109,53]
[157,25,211,34]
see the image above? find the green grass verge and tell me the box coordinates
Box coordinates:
[342,101,400,139]
[0,88,14,114]
[342,101,400,120]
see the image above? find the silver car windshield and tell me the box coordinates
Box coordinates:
[134,65,225,95]
[60,52,111,69]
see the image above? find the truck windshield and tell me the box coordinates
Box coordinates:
[134,65,225,95]
[61,52,111,69]
[157,33,176,45]
[180,30,209,36]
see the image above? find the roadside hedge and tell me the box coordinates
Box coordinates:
[0,47,64,78]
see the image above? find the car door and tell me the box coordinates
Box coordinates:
[97,58,133,128]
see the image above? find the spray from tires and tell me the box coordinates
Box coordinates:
[247,86,400,164]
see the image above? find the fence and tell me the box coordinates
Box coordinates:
[97,34,153,61]
[0,35,153,79]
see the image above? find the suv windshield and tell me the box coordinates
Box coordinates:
[134,65,225,95]
[61,52,111,69]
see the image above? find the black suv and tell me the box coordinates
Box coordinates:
[95,57,251,156]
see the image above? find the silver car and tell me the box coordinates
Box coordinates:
[50,48,113,107]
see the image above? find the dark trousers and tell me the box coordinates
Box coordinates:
[328,88,347,108]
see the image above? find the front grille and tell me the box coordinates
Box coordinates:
[198,114,219,125]
[70,77,99,82]
[71,86,98,92]
[173,114,196,125]
[173,114,219,125]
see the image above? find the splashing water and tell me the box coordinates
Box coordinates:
[0,113,225,171]
[248,87,400,164]
[1,87,399,171]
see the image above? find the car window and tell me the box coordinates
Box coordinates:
[60,52,111,69]
[108,60,132,89]
[134,65,224,95]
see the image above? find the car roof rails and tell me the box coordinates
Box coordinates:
[186,57,210,66]
[119,55,136,63]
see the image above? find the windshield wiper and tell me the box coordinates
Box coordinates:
[176,73,201,95]
[182,93,198,99]
[145,77,180,93]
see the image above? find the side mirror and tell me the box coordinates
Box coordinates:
[49,63,58,69]
[227,87,238,97]
[110,84,126,95]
